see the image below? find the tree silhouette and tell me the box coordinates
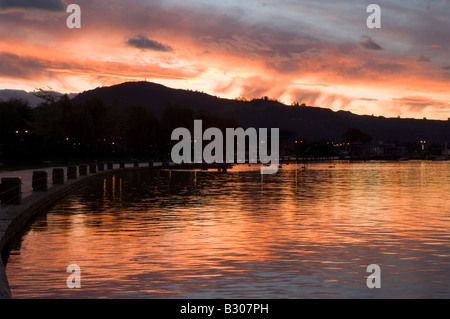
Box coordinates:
[121,105,161,151]
[342,128,372,144]
[0,99,32,143]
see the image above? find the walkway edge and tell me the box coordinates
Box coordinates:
[0,259,10,299]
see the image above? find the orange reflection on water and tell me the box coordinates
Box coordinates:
[5,161,450,298]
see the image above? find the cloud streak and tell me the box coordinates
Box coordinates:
[0,50,202,90]
[0,52,47,79]
[0,0,65,11]
[290,88,355,109]
[389,96,450,117]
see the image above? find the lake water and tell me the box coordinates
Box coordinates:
[5,161,450,298]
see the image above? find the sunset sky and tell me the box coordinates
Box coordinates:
[0,0,449,119]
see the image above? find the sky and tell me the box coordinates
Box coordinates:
[0,0,449,120]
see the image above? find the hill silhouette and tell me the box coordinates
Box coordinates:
[0,89,77,107]
[72,81,450,144]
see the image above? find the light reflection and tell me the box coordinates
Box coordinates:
[119,177,123,201]
[193,170,197,186]
[112,175,116,200]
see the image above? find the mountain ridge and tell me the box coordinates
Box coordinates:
[0,89,77,106]
[67,81,450,144]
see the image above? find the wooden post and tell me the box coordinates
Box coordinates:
[0,177,21,205]
[89,163,97,174]
[52,168,65,185]
[79,164,88,176]
[32,171,48,192]
[67,166,77,180]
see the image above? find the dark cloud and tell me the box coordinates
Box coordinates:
[417,54,431,63]
[0,52,46,79]
[441,65,450,70]
[359,36,383,51]
[125,34,173,52]
[0,51,200,83]
[0,0,65,11]
[339,58,407,81]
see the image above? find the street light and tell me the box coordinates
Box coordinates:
[14,129,29,142]
[420,140,427,151]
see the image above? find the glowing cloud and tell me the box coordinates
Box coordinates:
[0,0,449,120]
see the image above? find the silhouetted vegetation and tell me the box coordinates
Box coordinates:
[341,128,373,144]
[0,95,239,168]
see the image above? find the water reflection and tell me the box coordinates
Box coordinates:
[5,162,450,298]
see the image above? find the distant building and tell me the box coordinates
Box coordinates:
[443,149,450,157]
[349,142,372,157]
[370,142,408,158]
[375,143,407,157]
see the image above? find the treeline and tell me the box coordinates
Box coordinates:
[0,93,383,168]
[0,94,238,166]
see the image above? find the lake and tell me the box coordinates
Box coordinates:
[5,161,450,298]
